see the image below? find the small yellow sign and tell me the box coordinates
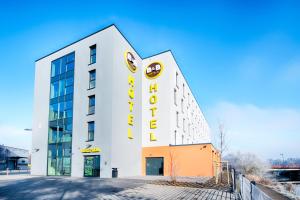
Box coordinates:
[80,147,101,153]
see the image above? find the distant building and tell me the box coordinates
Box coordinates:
[32,24,220,178]
[0,145,29,170]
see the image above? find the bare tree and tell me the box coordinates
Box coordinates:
[218,122,228,161]
[218,122,228,182]
[225,152,269,176]
[169,151,178,183]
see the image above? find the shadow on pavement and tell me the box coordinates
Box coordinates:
[0,177,146,200]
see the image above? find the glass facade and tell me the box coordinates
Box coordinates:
[48,52,75,176]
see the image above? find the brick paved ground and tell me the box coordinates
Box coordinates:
[0,176,239,200]
[99,184,239,200]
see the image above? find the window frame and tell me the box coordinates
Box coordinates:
[176,111,179,128]
[89,44,96,64]
[87,121,95,141]
[88,95,95,115]
[176,72,179,88]
[89,70,96,89]
[174,88,177,106]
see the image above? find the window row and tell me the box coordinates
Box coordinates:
[176,111,206,135]
[85,45,96,142]
[50,77,74,99]
[173,129,204,145]
[49,101,73,120]
[174,88,192,110]
[51,53,75,77]
[49,118,73,133]
[48,142,72,158]
[48,128,72,144]
[175,72,193,105]
[47,154,71,176]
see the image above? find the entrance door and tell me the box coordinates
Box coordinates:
[146,157,164,176]
[84,155,100,177]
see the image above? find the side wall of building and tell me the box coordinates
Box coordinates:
[142,53,173,147]
[70,27,115,178]
[142,51,211,147]
[109,27,143,177]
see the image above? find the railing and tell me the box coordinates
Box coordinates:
[235,173,272,200]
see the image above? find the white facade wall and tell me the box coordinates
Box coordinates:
[32,25,142,178]
[32,24,210,177]
[142,51,210,147]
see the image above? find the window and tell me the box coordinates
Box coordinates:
[51,60,60,77]
[88,121,95,141]
[176,111,179,128]
[182,135,184,144]
[50,81,59,99]
[88,95,95,114]
[188,93,190,105]
[89,70,96,89]
[174,89,177,106]
[183,118,186,132]
[181,99,184,113]
[90,45,96,64]
[183,83,185,97]
[176,72,179,88]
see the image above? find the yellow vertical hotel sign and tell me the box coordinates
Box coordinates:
[125,51,138,139]
[145,61,164,141]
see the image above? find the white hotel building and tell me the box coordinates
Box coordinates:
[31,24,214,178]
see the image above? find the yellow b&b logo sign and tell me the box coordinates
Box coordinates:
[125,51,137,73]
[145,62,163,79]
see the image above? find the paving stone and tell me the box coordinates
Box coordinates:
[0,176,239,200]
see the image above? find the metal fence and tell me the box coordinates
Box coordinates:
[235,173,272,200]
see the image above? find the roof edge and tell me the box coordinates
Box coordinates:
[142,49,172,59]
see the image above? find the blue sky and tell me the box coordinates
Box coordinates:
[0,0,299,159]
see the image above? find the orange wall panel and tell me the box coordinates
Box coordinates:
[142,144,220,177]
